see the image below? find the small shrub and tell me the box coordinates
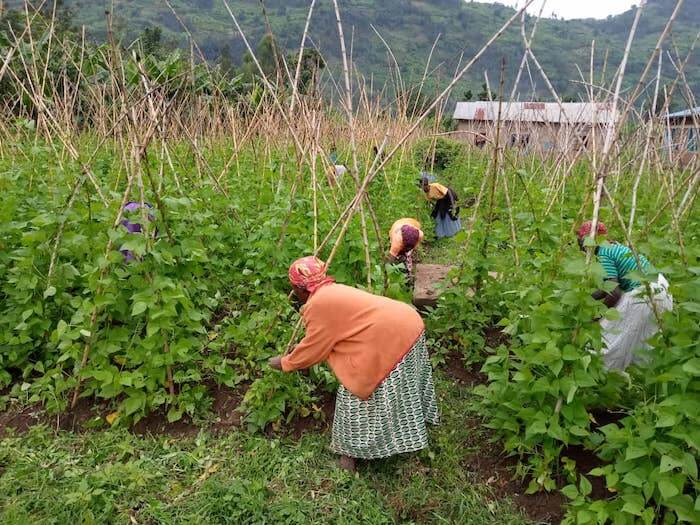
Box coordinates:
[475,256,625,493]
[413,137,466,172]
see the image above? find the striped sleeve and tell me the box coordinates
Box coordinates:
[597,244,653,292]
[597,249,619,281]
[617,250,637,277]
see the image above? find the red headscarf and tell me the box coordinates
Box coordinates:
[288,256,335,294]
[577,220,608,239]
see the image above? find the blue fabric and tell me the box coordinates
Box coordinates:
[435,215,461,238]
[420,171,436,183]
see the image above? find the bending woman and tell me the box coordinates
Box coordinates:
[269,256,439,472]
[420,175,461,239]
[577,221,673,370]
[388,218,424,281]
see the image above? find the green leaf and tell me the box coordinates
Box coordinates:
[564,259,587,276]
[561,484,579,500]
[682,453,698,479]
[579,475,592,496]
[622,470,645,488]
[681,302,700,314]
[625,445,648,460]
[525,479,540,494]
[656,412,677,428]
[562,345,580,361]
[621,494,644,516]
[43,286,57,298]
[91,370,112,385]
[132,302,148,316]
[525,419,547,438]
[660,455,682,473]
[640,508,655,525]
[576,510,594,524]
[56,320,68,339]
[167,407,184,423]
[123,393,145,416]
[682,359,700,375]
[658,478,679,500]
[569,425,589,437]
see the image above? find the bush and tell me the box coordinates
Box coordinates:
[563,263,700,524]
[475,256,625,493]
[413,137,466,172]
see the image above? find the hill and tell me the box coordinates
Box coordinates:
[7,0,700,102]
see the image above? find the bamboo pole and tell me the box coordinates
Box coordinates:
[589,1,646,254]
[628,52,663,236]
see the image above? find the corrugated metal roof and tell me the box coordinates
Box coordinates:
[453,102,617,124]
[666,107,700,119]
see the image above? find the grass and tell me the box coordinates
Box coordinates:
[0,375,533,525]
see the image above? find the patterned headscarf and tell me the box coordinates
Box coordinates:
[577,220,608,239]
[400,225,421,252]
[121,201,154,234]
[288,256,335,294]
[120,202,155,263]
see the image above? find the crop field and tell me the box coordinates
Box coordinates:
[1,2,700,524]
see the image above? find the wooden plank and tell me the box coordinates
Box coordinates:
[412,264,502,309]
[413,264,456,308]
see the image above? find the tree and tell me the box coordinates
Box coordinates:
[217,44,236,80]
[463,89,473,101]
[290,48,325,95]
[477,82,491,101]
[141,26,166,59]
[241,35,286,86]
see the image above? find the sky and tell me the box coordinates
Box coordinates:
[473,1,636,20]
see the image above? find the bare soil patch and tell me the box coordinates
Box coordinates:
[443,351,487,386]
[461,419,612,524]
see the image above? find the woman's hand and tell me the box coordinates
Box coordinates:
[268,356,283,370]
[592,279,623,308]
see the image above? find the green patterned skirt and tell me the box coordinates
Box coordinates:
[331,334,440,460]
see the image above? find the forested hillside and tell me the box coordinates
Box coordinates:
[9,0,693,102]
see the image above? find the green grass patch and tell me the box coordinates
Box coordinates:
[0,375,532,525]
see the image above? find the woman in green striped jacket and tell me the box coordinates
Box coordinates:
[577,221,673,370]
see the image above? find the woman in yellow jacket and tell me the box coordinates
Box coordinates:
[420,175,461,238]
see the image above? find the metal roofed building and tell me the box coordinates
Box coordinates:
[452,101,618,154]
[665,106,699,154]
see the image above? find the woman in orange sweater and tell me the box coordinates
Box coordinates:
[269,256,439,472]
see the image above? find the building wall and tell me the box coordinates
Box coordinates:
[455,120,605,154]
[666,122,698,153]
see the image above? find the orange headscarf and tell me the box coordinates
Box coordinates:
[288,256,335,294]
